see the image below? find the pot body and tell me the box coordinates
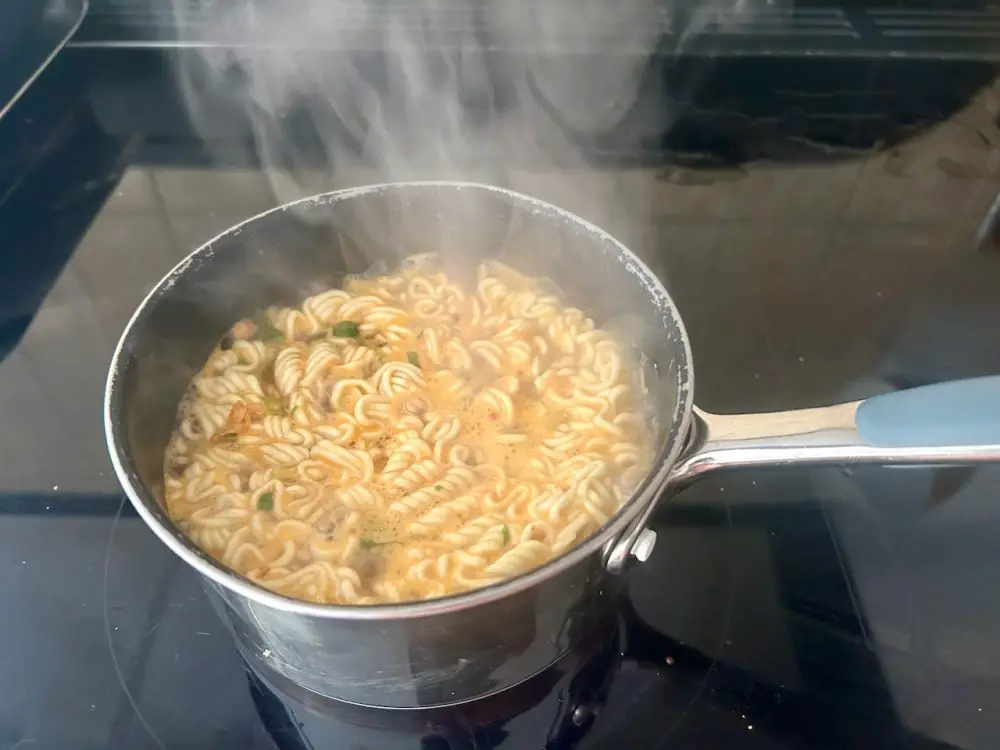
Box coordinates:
[205,544,623,707]
[105,182,693,708]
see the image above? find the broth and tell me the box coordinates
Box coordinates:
[163,256,652,604]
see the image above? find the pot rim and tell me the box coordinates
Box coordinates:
[103,180,695,620]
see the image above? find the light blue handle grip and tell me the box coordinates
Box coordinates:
[856,375,1000,449]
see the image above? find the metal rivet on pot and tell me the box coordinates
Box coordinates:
[631,529,657,562]
[571,704,593,726]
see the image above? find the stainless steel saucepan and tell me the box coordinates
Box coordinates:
[104,181,1000,709]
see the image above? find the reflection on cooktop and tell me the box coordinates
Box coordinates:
[248,618,622,750]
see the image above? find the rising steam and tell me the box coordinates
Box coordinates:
[160,0,785,467]
[169,0,781,218]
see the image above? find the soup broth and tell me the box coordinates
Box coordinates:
[163,256,652,605]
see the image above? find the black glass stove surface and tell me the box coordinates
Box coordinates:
[5,7,1000,748]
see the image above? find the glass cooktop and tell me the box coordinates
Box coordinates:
[3,7,1000,749]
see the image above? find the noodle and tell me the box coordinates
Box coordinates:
[163,256,652,605]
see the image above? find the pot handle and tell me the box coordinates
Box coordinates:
[671,375,1000,486]
[855,376,1000,447]
[604,375,1000,574]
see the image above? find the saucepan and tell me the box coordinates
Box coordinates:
[104,181,1000,709]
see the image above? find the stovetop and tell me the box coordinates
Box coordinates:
[3,9,1000,749]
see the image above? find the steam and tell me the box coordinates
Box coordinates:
[169,0,781,220]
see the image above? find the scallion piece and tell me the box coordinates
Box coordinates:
[331,321,361,339]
